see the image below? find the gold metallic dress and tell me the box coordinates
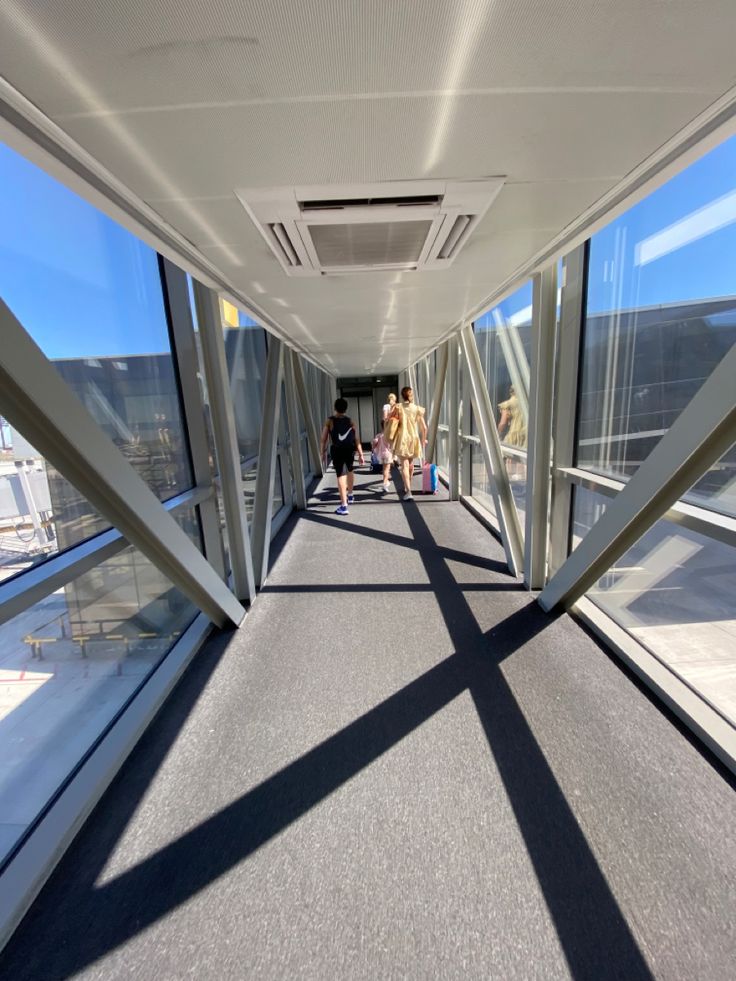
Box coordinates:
[393,401,425,459]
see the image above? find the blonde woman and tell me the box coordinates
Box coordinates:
[392,386,427,501]
[376,392,399,492]
[497,385,527,481]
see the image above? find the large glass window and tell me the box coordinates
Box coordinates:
[0,142,193,582]
[0,522,198,867]
[577,134,736,505]
[473,281,532,527]
[573,487,736,726]
[571,134,736,730]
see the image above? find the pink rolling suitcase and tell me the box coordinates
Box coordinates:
[421,462,438,494]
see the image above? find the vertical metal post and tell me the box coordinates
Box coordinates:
[459,324,524,576]
[426,342,448,463]
[191,280,256,604]
[459,352,472,495]
[160,258,225,580]
[293,354,323,477]
[548,244,587,578]
[15,463,44,547]
[524,264,558,589]
[252,337,284,588]
[447,339,460,501]
[284,349,307,510]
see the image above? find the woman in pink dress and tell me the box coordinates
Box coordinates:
[373,393,398,492]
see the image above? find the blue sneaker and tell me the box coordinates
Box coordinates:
[347,494,355,504]
[335,504,349,515]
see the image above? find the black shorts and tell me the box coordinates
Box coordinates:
[331,447,355,476]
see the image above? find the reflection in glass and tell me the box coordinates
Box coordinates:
[573,486,736,725]
[0,539,197,866]
[189,289,268,530]
[0,142,193,582]
[577,134,736,502]
[473,281,532,527]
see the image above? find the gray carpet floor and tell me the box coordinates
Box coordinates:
[1,467,735,980]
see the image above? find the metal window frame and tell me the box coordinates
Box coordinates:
[459,324,524,575]
[0,610,213,951]
[558,467,736,549]
[447,339,460,501]
[293,354,324,478]
[524,265,558,588]
[539,339,736,612]
[548,244,587,578]
[191,280,256,606]
[0,486,211,627]
[0,299,244,629]
[458,350,473,496]
[160,258,226,580]
[283,349,307,510]
[426,342,448,463]
[251,337,284,588]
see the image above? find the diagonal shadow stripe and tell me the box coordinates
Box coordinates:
[1,655,468,978]
[400,501,653,980]
[1,490,653,980]
[300,509,509,573]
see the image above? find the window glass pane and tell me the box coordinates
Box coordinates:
[573,486,736,725]
[0,144,194,582]
[0,533,198,866]
[577,135,736,491]
[473,281,532,528]
[0,143,193,508]
[189,289,267,529]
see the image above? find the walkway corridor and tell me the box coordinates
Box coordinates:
[2,469,734,980]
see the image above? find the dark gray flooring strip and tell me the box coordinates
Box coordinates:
[1,468,734,980]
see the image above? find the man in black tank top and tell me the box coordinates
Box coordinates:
[319,398,365,514]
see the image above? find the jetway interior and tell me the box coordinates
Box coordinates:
[0,1,735,975]
[337,376,400,447]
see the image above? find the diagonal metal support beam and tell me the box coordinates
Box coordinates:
[293,354,323,478]
[459,324,525,576]
[284,349,307,510]
[426,342,448,464]
[0,299,244,629]
[524,265,558,589]
[494,310,530,424]
[192,280,256,605]
[539,340,736,612]
[252,337,284,588]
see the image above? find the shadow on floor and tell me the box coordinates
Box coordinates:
[0,492,653,980]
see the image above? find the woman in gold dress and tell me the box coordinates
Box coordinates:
[392,386,427,500]
[497,385,527,481]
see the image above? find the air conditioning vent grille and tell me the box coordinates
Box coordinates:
[236,179,505,276]
[309,220,432,266]
[300,194,441,211]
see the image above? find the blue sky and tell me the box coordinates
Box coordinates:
[477,133,736,329]
[2,133,736,354]
[0,143,173,359]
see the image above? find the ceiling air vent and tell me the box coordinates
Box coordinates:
[236,179,504,277]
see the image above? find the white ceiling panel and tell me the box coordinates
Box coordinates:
[1,0,735,374]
